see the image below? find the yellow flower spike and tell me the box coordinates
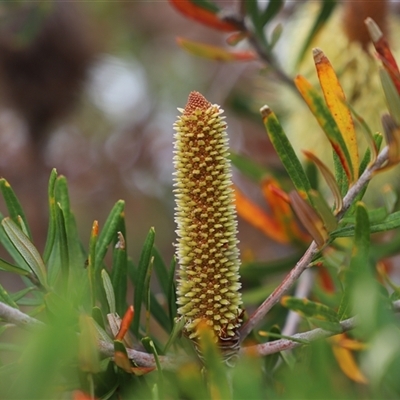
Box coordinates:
[173,91,243,359]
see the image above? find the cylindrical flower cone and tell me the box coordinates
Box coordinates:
[173,91,243,360]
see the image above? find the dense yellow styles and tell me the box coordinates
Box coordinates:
[173,91,243,349]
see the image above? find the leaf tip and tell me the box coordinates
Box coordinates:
[365,17,382,43]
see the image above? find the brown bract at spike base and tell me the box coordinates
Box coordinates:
[173,91,243,360]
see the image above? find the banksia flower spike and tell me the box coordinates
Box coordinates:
[173,91,243,359]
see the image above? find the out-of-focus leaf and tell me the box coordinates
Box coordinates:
[234,185,290,244]
[366,17,400,95]
[230,152,271,182]
[197,321,231,399]
[132,228,155,337]
[313,48,359,181]
[295,0,337,67]
[331,334,368,384]
[260,105,314,204]
[226,31,249,46]
[261,179,309,243]
[303,150,342,213]
[260,0,284,27]
[295,75,354,183]
[268,22,283,50]
[381,114,400,165]
[240,253,303,283]
[169,0,239,32]
[177,37,256,62]
[111,231,127,317]
[0,178,32,239]
[54,202,69,293]
[190,0,219,13]
[281,296,339,322]
[380,70,400,126]
[79,314,101,373]
[95,200,125,273]
[289,191,328,247]
[1,218,47,288]
[382,185,397,213]
[338,202,370,320]
[102,269,116,314]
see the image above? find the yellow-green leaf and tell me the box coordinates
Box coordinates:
[313,48,359,181]
[294,75,354,183]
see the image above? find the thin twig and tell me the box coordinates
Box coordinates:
[239,146,390,342]
[0,301,44,331]
[242,317,356,357]
[244,299,400,357]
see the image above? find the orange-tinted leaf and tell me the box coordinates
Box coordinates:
[303,150,343,213]
[234,185,289,244]
[261,178,309,243]
[116,305,134,341]
[331,334,368,384]
[169,0,239,32]
[114,350,133,373]
[313,48,359,181]
[73,391,97,400]
[289,191,328,248]
[317,265,335,293]
[366,17,400,95]
[226,31,249,46]
[131,366,155,376]
[177,37,256,61]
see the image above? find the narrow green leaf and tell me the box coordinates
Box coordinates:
[132,228,155,337]
[54,176,86,271]
[95,200,125,273]
[43,169,58,263]
[268,22,283,50]
[55,202,69,293]
[230,152,271,182]
[144,256,154,336]
[260,0,283,26]
[338,202,370,320]
[0,257,30,276]
[111,231,128,317]
[102,269,116,314]
[0,178,32,239]
[281,296,339,322]
[1,218,47,288]
[11,287,35,302]
[163,317,185,354]
[152,247,169,297]
[260,105,313,204]
[308,317,342,333]
[142,337,163,382]
[167,256,177,324]
[332,210,400,238]
[0,282,18,308]
[128,259,172,333]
